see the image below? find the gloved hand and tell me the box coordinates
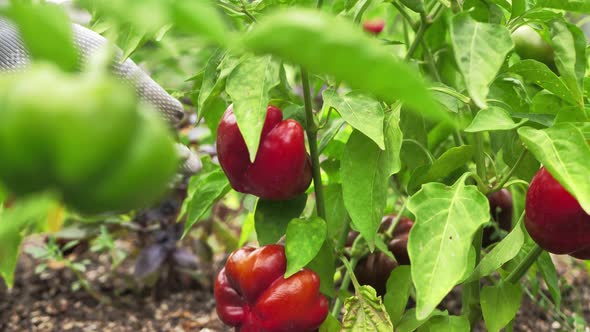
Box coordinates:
[0,17,201,174]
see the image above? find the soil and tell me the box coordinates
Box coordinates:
[1,237,589,332]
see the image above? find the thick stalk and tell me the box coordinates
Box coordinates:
[504,245,544,284]
[301,68,326,220]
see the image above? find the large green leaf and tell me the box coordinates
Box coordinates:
[464,107,526,132]
[518,124,590,214]
[182,169,231,237]
[550,20,587,106]
[509,60,577,105]
[450,14,513,109]
[481,283,523,332]
[285,217,327,277]
[341,285,394,331]
[383,266,412,327]
[408,146,474,193]
[418,315,470,332]
[408,174,489,319]
[397,309,446,332]
[172,0,230,45]
[342,110,402,249]
[324,184,347,239]
[536,0,590,13]
[8,4,78,72]
[226,55,281,162]
[242,9,451,124]
[254,195,307,246]
[466,218,525,282]
[307,241,336,297]
[322,90,385,149]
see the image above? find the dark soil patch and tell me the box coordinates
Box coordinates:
[0,238,230,332]
[1,237,589,331]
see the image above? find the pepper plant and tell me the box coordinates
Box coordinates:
[1,0,590,331]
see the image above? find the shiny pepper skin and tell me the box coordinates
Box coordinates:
[216,105,312,200]
[214,245,328,332]
[525,168,590,259]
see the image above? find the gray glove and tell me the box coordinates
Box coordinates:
[0,17,202,174]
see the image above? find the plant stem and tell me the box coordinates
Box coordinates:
[301,68,326,220]
[404,3,444,61]
[238,0,257,22]
[461,228,483,327]
[331,256,359,317]
[471,109,487,183]
[491,150,528,192]
[504,245,544,284]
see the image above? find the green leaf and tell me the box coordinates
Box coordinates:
[550,21,587,107]
[0,196,54,288]
[254,195,307,245]
[397,309,446,332]
[535,0,590,13]
[342,110,402,249]
[510,59,577,105]
[536,251,561,308]
[238,213,255,247]
[450,14,513,109]
[518,124,590,214]
[400,0,425,13]
[407,174,490,319]
[466,218,525,282]
[383,266,412,327]
[481,283,523,332]
[408,146,474,193]
[464,107,526,132]
[197,50,226,122]
[322,90,385,149]
[8,4,78,72]
[242,8,451,124]
[341,285,394,332]
[319,313,342,332]
[172,0,230,46]
[324,184,347,239]
[418,315,470,332]
[182,169,231,238]
[285,217,327,278]
[226,55,281,162]
[307,241,336,297]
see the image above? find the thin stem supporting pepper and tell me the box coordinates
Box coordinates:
[491,149,528,192]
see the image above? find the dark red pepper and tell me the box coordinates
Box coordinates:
[214,245,328,332]
[362,19,385,35]
[350,215,414,295]
[216,105,312,200]
[482,189,513,247]
[525,167,590,259]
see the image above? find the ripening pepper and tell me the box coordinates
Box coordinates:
[216,105,312,200]
[214,245,328,332]
[525,167,590,259]
[349,215,414,295]
[362,19,385,35]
